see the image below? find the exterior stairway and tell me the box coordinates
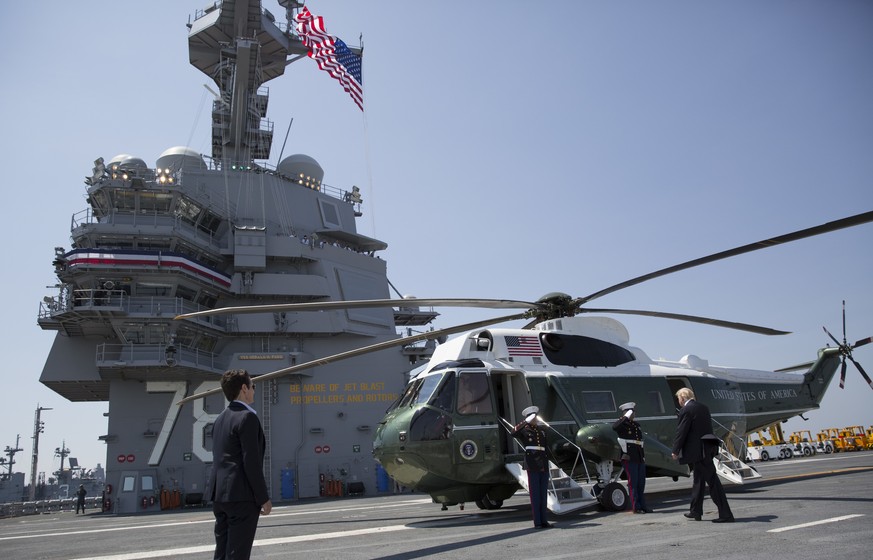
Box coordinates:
[715,448,761,484]
[505,461,597,514]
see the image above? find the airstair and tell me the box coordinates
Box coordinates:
[714,447,760,484]
[505,461,598,514]
[712,421,761,484]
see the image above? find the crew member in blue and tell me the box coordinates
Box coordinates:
[612,402,652,513]
[511,406,552,529]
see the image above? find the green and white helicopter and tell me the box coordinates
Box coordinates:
[178,210,872,513]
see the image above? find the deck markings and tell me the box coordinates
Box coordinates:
[766,514,864,533]
[68,525,412,560]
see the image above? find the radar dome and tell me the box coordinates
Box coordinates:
[107,154,147,170]
[156,146,206,171]
[278,154,324,189]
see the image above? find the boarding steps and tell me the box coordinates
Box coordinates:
[715,448,760,484]
[505,461,598,514]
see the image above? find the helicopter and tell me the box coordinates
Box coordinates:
[176,210,873,513]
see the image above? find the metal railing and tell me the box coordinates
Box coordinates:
[39,293,227,330]
[96,343,225,372]
[70,208,222,251]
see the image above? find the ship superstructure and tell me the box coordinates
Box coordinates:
[37,0,435,513]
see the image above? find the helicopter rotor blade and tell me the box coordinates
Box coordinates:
[853,337,873,349]
[849,357,873,391]
[175,298,541,320]
[175,311,529,405]
[580,308,790,335]
[839,359,848,389]
[823,326,842,349]
[576,210,873,306]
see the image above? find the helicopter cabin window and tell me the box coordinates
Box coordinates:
[580,391,616,414]
[456,372,493,415]
[540,333,635,367]
[647,390,665,414]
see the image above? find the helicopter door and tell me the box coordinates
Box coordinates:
[453,371,498,465]
[666,377,692,413]
[490,370,532,454]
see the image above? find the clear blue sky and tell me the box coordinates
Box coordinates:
[1,0,871,477]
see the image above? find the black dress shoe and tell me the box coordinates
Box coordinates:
[684,512,701,520]
[712,517,735,523]
[642,508,653,513]
[634,509,646,514]
[540,522,553,528]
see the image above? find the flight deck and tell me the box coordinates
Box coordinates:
[2,452,870,560]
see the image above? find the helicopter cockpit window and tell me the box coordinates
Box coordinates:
[540,333,635,368]
[408,407,452,441]
[396,378,424,409]
[457,372,494,415]
[428,373,456,412]
[414,374,444,405]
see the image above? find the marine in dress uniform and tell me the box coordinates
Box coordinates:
[511,406,552,529]
[612,402,652,513]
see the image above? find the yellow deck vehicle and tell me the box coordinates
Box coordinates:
[843,426,870,450]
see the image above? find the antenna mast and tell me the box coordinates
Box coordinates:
[29,405,51,501]
[2,435,23,479]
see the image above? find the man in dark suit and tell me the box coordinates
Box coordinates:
[205,369,273,559]
[671,387,734,523]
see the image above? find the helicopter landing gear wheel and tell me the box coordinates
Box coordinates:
[599,482,628,511]
[474,494,503,510]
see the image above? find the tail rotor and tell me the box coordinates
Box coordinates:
[822,300,873,390]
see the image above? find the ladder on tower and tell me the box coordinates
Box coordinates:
[261,380,272,498]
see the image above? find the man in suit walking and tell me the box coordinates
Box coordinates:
[205,369,273,559]
[671,387,734,523]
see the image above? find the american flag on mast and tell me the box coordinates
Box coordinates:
[295,6,364,110]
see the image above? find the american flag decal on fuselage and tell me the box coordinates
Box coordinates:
[504,335,542,357]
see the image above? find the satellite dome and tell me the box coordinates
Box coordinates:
[156,146,206,171]
[107,154,147,171]
[278,154,324,189]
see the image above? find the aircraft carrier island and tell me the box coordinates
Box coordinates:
[36,0,436,514]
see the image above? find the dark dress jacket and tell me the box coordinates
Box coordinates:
[511,421,549,473]
[205,401,270,506]
[612,416,645,463]
[671,399,714,465]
